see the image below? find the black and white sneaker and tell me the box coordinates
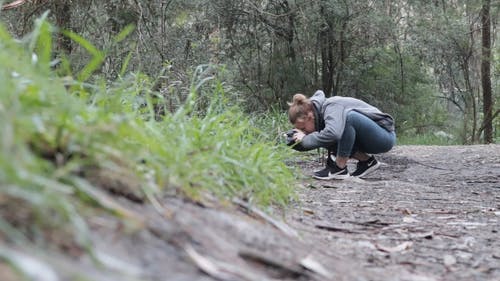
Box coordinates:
[351,156,380,178]
[313,157,350,180]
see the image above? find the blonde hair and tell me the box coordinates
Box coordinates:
[288,93,313,124]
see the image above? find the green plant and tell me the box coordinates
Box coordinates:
[0,14,297,275]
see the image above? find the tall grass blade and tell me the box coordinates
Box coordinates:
[63,30,105,81]
[113,24,135,44]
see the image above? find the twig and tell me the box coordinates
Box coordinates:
[239,249,304,277]
[341,219,392,227]
[233,198,299,238]
[185,244,265,281]
[1,0,26,10]
[315,222,362,234]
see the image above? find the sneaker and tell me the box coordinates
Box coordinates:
[313,157,350,180]
[351,156,380,178]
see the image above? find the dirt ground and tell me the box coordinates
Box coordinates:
[286,145,500,281]
[1,145,499,281]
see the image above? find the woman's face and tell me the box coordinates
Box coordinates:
[294,112,315,134]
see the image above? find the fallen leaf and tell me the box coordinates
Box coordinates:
[302,208,315,215]
[300,254,333,279]
[375,241,413,253]
[401,209,412,215]
[403,216,419,223]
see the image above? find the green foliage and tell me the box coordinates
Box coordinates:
[0,16,296,255]
[1,0,497,143]
[0,21,91,249]
[345,46,449,136]
[63,23,135,81]
[250,106,293,143]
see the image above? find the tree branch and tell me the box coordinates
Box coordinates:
[1,0,27,10]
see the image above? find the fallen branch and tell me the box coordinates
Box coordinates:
[185,244,265,281]
[2,0,27,10]
[1,0,49,11]
[341,219,392,227]
[233,198,299,238]
[239,249,304,278]
[315,222,362,234]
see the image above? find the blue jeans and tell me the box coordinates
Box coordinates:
[333,111,396,157]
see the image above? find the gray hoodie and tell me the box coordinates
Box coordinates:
[298,90,395,150]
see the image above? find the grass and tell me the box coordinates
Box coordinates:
[0,15,297,273]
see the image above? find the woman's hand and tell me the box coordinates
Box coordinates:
[293,129,306,142]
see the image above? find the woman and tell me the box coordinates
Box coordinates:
[287,90,396,179]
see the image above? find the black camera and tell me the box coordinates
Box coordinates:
[284,129,298,146]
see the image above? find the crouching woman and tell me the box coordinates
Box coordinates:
[287,90,396,179]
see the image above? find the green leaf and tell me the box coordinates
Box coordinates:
[119,48,134,77]
[63,30,101,57]
[113,24,136,44]
[63,30,105,82]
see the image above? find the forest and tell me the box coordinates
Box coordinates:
[0,1,499,280]
[2,0,499,143]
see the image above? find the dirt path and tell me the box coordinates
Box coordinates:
[109,145,499,281]
[286,145,500,281]
[3,145,498,281]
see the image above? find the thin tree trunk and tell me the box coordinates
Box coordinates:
[333,20,347,96]
[481,0,493,143]
[54,0,72,54]
[319,1,335,96]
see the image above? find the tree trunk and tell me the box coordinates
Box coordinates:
[53,0,72,54]
[319,1,335,96]
[480,0,493,143]
[320,28,334,96]
[333,20,347,96]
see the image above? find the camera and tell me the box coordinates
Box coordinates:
[284,129,298,146]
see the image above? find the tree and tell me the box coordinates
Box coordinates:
[480,0,493,143]
[53,0,71,54]
[0,0,497,141]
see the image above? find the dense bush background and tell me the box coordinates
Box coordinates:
[1,0,498,143]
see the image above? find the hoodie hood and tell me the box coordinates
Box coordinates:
[310,90,326,131]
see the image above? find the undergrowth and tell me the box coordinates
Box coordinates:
[0,14,296,262]
[397,132,461,145]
